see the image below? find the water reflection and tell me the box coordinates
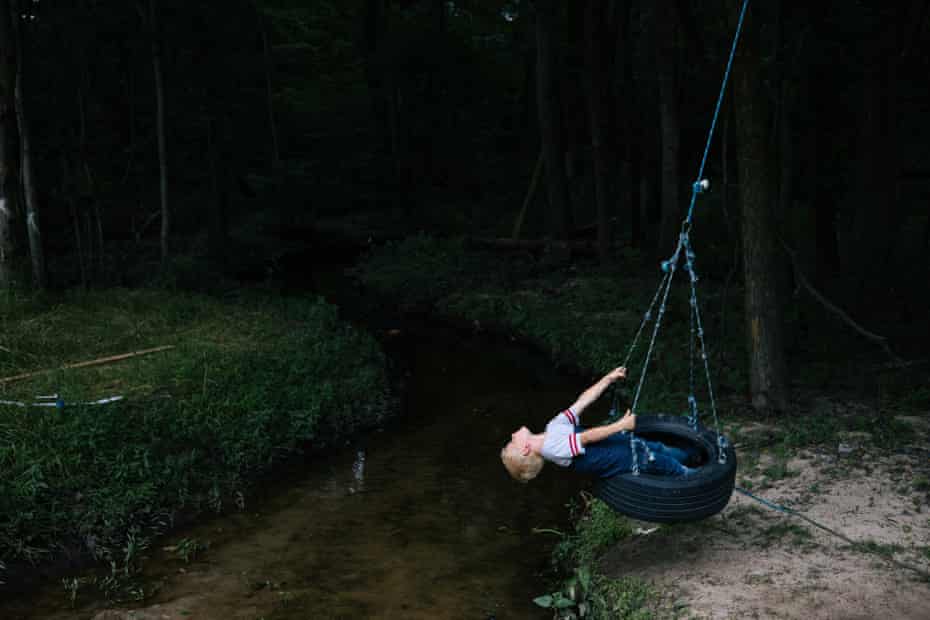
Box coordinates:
[350,449,366,494]
[0,326,587,620]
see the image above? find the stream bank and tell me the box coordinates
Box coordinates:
[1,313,595,618]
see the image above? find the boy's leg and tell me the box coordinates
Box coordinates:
[641,441,695,477]
[642,451,694,477]
[643,440,692,465]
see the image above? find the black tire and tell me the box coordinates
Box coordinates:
[591,414,737,523]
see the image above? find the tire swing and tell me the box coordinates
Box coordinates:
[592,0,750,524]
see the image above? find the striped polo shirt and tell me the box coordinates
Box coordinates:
[541,407,585,466]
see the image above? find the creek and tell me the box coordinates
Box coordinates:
[1,270,590,619]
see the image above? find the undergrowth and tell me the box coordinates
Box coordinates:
[358,234,750,415]
[538,496,656,619]
[0,288,392,599]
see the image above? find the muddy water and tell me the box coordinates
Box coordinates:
[1,325,589,619]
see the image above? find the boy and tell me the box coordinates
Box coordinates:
[501,366,695,482]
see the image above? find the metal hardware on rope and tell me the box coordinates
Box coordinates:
[630,436,640,475]
[686,0,750,225]
[683,234,723,449]
[717,434,728,464]
[687,394,699,429]
[628,435,654,476]
[614,0,749,466]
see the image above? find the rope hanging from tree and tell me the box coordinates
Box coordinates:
[611,0,749,472]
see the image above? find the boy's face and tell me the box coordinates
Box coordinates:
[505,426,532,456]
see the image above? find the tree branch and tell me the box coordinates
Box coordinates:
[778,238,904,365]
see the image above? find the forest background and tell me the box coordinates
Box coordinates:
[1,0,928,414]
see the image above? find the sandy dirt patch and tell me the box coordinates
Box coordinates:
[600,413,930,619]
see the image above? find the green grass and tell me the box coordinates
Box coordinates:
[553,498,634,568]
[358,234,750,414]
[542,498,656,620]
[0,289,392,595]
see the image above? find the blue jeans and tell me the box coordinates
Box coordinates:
[639,440,696,477]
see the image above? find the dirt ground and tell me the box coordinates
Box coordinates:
[601,406,930,620]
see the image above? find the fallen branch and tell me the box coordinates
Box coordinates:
[778,239,904,366]
[512,150,543,240]
[468,237,599,255]
[0,345,175,385]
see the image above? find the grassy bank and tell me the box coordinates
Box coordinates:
[357,234,749,414]
[0,288,392,597]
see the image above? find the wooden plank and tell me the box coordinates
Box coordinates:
[0,345,175,385]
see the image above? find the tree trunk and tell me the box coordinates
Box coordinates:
[207,115,229,265]
[653,2,681,257]
[61,154,87,288]
[0,0,13,289]
[362,0,388,154]
[733,7,789,414]
[584,0,611,261]
[256,3,279,169]
[77,48,105,283]
[609,0,634,246]
[10,0,44,289]
[534,0,570,238]
[147,0,169,263]
[847,7,911,297]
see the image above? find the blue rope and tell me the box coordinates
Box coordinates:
[609,270,672,419]
[631,234,684,414]
[621,0,749,466]
[734,486,797,516]
[734,486,930,578]
[683,234,724,459]
[685,0,750,225]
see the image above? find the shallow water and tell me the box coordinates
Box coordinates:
[0,324,590,619]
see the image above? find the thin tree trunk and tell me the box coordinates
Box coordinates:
[257,4,279,168]
[921,214,930,271]
[534,0,570,238]
[62,154,87,288]
[512,151,543,240]
[119,36,136,187]
[10,0,44,289]
[584,0,611,261]
[206,115,229,264]
[847,4,918,295]
[610,0,634,246]
[362,0,389,157]
[653,2,681,257]
[148,0,169,263]
[78,61,104,283]
[0,0,14,289]
[733,7,789,414]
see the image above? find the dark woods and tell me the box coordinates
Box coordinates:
[0,1,927,409]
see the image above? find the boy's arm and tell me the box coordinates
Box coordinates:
[568,366,627,417]
[579,410,636,446]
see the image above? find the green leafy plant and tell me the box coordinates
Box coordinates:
[171,537,208,564]
[554,497,633,568]
[534,566,595,618]
[535,567,655,620]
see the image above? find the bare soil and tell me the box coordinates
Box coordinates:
[600,406,930,620]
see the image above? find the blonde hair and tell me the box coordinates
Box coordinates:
[500,445,544,483]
